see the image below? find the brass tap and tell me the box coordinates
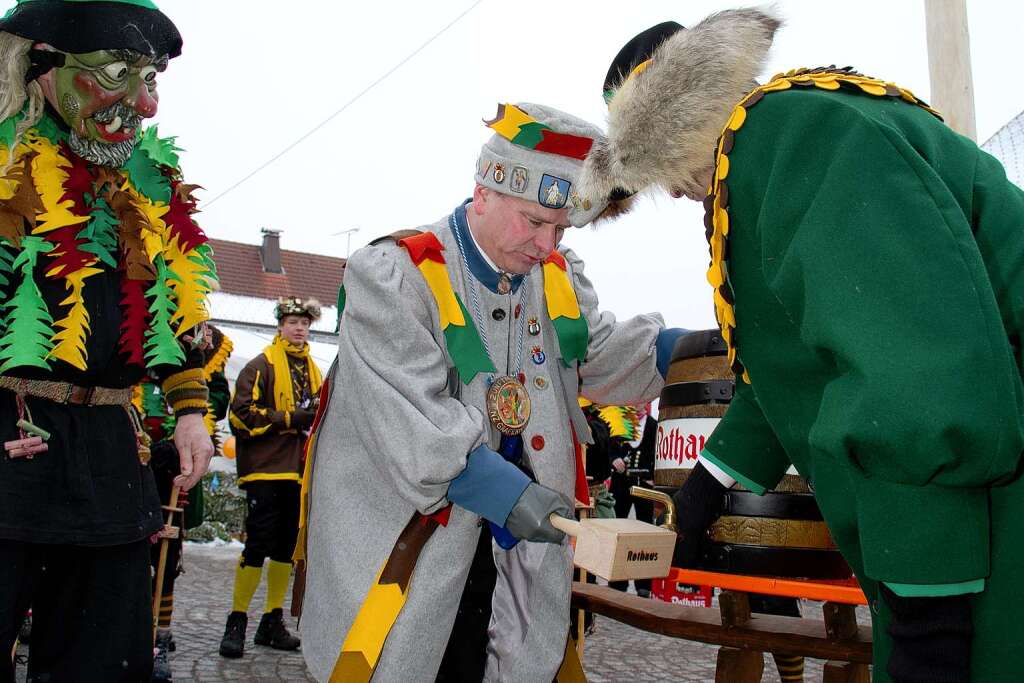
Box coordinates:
[630,486,676,532]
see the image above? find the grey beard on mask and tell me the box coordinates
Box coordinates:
[67,100,144,168]
[67,131,136,167]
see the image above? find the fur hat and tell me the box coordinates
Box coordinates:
[275,296,321,322]
[0,0,182,58]
[579,7,782,206]
[475,102,607,228]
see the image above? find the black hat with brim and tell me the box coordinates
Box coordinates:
[0,0,182,58]
[603,21,684,97]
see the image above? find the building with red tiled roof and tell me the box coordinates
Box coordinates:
[208,231,345,307]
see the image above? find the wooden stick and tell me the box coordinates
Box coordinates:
[152,486,181,643]
[549,514,584,536]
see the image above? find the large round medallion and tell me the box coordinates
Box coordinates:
[486,375,531,436]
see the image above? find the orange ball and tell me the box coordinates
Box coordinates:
[222,435,236,460]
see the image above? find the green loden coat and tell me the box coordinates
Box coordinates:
[701,83,1024,681]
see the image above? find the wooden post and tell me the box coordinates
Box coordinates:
[719,590,752,628]
[715,647,764,683]
[823,600,871,682]
[924,0,977,140]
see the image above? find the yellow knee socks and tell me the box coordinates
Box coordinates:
[772,653,805,682]
[231,560,263,613]
[264,560,293,613]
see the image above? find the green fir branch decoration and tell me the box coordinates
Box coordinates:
[144,254,185,367]
[192,243,218,280]
[137,126,182,169]
[32,114,67,146]
[0,238,14,288]
[0,236,54,371]
[78,195,119,268]
[126,145,172,204]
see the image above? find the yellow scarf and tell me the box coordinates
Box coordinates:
[262,335,323,414]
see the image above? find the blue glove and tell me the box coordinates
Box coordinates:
[656,327,688,378]
[447,444,530,527]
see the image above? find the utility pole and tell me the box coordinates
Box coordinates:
[924,0,977,140]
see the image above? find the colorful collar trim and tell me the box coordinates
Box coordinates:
[400,230,589,380]
[451,201,523,294]
[541,251,588,366]
[0,114,215,372]
[705,67,941,384]
[399,231,495,384]
[484,104,594,160]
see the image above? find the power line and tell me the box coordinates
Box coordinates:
[206,0,484,207]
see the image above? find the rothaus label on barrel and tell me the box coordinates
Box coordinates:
[655,417,721,471]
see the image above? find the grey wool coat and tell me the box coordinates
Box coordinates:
[301,210,665,682]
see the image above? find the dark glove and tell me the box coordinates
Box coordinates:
[671,462,727,567]
[505,482,573,544]
[881,584,972,683]
[291,409,316,430]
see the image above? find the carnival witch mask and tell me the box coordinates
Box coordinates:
[0,0,183,167]
[35,47,166,167]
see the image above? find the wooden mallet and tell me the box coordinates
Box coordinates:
[549,515,675,582]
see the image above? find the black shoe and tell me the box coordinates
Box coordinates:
[18,614,31,644]
[254,608,301,651]
[153,630,173,682]
[218,611,247,658]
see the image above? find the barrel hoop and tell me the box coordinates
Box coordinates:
[660,380,734,407]
[700,543,852,579]
[721,490,824,521]
[670,329,727,362]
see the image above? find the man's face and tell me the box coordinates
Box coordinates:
[471,186,570,274]
[278,315,312,346]
[36,47,166,167]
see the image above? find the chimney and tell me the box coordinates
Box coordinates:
[260,228,283,274]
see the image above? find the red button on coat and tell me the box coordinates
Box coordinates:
[517,372,526,384]
[531,435,545,451]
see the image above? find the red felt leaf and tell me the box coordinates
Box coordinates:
[45,225,96,278]
[543,250,566,270]
[165,180,207,253]
[399,232,445,266]
[57,142,95,216]
[534,130,594,160]
[119,275,150,366]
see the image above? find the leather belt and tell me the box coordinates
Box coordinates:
[660,380,734,407]
[0,375,133,407]
[699,543,853,580]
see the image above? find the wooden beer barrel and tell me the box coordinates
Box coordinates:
[655,329,733,488]
[654,330,851,580]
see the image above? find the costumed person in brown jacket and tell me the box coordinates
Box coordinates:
[219,297,323,658]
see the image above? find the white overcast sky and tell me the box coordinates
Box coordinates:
[150,0,1024,331]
